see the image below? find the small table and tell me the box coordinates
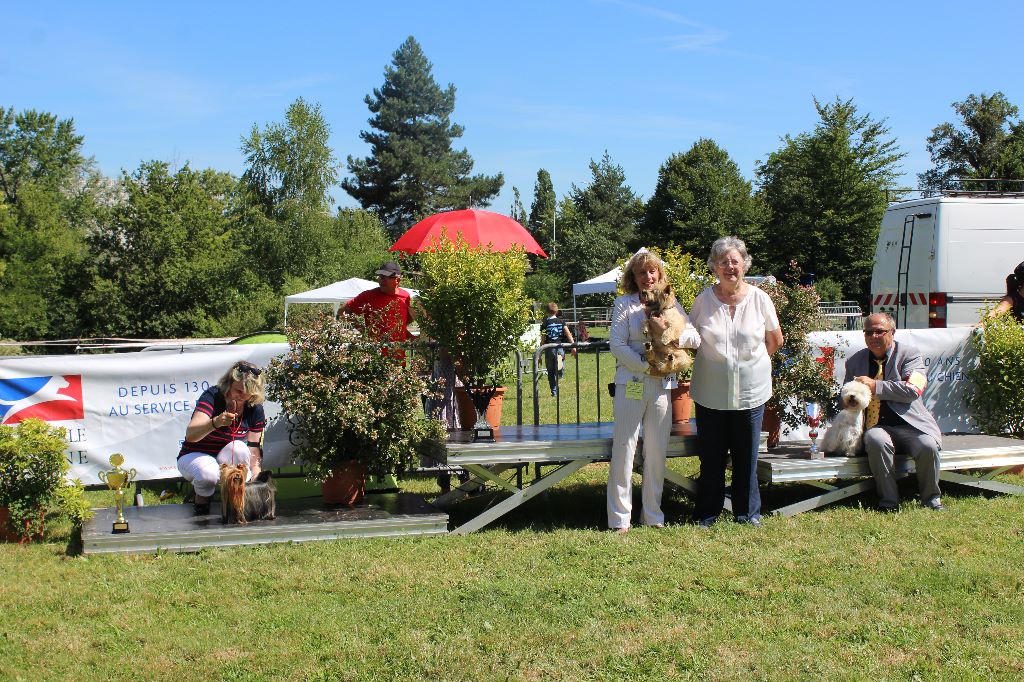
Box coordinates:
[758,433,1024,516]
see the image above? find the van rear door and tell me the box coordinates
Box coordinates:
[871,202,936,328]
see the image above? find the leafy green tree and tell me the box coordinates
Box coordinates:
[0,107,98,341]
[82,161,250,338]
[549,197,623,298]
[639,138,763,257]
[0,107,85,204]
[528,168,556,249]
[547,152,640,292]
[920,92,1020,191]
[343,36,503,238]
[756,97,904,302]
[241,97,338,216]
[237,98,388,298]
[991,120,1024,182]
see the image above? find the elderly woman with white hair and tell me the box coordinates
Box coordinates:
[177,360,267,514]
[607,250,701,533]
[689,236,783,528]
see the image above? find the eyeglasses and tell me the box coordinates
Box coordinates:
[378,273,400,279]
[864,329,892,337]
[235,362,262,377]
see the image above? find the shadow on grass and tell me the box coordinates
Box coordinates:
[441,465,1024,532]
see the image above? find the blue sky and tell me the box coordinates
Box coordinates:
[5,1,1023,221]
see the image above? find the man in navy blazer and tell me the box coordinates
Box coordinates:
[844,313,943,512]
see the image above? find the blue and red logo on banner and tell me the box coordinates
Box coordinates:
[0,375,85,424]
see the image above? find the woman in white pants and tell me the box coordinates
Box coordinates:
[607,251,700,532]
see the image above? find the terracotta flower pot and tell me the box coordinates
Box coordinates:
[761,404,782,449]
[670,382,692,424]
[322,461,367,506]
[454,386,505,430]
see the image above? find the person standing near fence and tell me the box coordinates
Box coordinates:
[607,251,700,533]
[689,236,783,528]
[541,302,576,396]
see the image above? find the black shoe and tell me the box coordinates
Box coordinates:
[695,517,717,528]
[875,504,898,514]
[194,502,211,515]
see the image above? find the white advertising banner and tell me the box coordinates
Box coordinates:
[0,328,982,479]
[784,327,976,441]
[0,345,295,485]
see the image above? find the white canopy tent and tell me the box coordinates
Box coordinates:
[571,265,622,298]
[283,278,419,325]
[570,248,652,315]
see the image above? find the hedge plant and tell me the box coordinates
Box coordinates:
[968,311,1024,437]
[0,418,90,541]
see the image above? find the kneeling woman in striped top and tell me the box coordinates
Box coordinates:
[177,361,266,514]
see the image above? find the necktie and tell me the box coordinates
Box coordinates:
[864,361,884,428]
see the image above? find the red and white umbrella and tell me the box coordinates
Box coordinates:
[390,209,547,257]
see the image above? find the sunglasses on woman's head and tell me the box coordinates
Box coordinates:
[235,362,262,377]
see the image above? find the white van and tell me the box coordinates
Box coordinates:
[870,194,1024,327]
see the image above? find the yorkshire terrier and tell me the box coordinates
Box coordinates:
[640,283,693,377]
[219,463,277,524]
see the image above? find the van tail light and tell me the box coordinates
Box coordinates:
[928,292,947,328]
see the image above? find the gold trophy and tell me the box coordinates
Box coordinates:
[98,453,137,534]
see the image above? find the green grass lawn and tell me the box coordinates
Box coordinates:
[3,464,1024,681]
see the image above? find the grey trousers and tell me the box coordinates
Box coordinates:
[863,424,941,508]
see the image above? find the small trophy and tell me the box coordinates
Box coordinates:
[98,453,137,534]
[805,402,823,459]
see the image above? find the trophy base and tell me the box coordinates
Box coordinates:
[472,425,495,442]
[111,521,131,534]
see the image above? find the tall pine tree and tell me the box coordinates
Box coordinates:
[343,36,503,239]
[510,186,527,225]
[528,168,556,251]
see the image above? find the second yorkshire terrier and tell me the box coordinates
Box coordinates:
[821,380,874,457]
[219,463,277,524]
[640,283,692,377]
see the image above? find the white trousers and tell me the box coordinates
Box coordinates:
[607,375,671,528]
[177,440,252,498]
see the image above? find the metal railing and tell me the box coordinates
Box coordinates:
[510,340,613,426]
[818,301,863,331]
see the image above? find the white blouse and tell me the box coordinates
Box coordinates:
[689,285,780,410]
[609,292,702,388]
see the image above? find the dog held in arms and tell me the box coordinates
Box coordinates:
[220,463,276,524]
[640,283,692,377]
[821,380,874,457]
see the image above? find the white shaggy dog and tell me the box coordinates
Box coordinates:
[821,381,874,456]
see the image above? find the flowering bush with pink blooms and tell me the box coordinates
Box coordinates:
[266,312,446,482]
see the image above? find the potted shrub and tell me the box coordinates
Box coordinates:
[0,418,90,542]
[414,234,533,440]
[265,311,447,505]
[648,245,715,423]
[757,262,839,446]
